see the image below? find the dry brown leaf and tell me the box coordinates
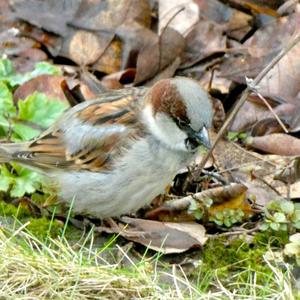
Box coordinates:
[116,20,157,70]
[71,0,151,32]
[61,30,112,66]
[101,68,136,89]
[219,13,300,82]
[226,9,252,40]
[258,39,300,100]
[229,94,296,133]
[134,28,185,84]
[247,134,300,156]
[181,19,227,68]
[158,0,199,36]
[209,188,252,217]
[118,217,207,254]
[17,22,62,57]
[12,0,80,36]
[212,136,300,203]
[146,183,249,222]
[13,75,69,104]
[92,39,122,74]
[145,57,181,86]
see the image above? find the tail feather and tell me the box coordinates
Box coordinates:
[0,142,29,163]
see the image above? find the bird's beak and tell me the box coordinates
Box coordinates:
[194,126,211,149]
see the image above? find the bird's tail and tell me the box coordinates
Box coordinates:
[0,142,28,163]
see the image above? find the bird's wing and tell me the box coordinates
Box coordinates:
[9,87,148,171]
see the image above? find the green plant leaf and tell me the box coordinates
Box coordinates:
[290,233,300,244]
[194,210,203,220]
[0,82,16,117]
[10,168,42,198]
[0,58,14,78]
[284,243,300,256]
[224,218,232,227]
[280,201,294,215]
[259,223,269,231]
[270,222,280,231]
[12,123,41,141]
[8,62,62,86]
[293,221,300,229]
[273,212,287,223]
[227,131,239,141]
[214,219,224,226]
[0,174,11,192]
[18,92,67,128]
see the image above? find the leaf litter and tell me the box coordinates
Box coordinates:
[0,1,300,284]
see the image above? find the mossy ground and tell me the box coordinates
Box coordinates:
[0,199,296,299]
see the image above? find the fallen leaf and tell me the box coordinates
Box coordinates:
[209,187,252,216]
[247,134,300,155]
[146,183,249,222]
[13,75,69,104]
[119,217,207,254]
[71,0,151,31]
[92,39,122,74]
[101,68,136,89]
[158,0,199,36]
[12,0,80,36]
[135,28,185,84]
[180,19,227,68]
[61,30,112,66]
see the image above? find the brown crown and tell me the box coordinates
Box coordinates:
[148,79,188,122]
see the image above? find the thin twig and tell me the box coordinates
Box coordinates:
[252,90,289,133]
[208,223,261,239]
[193,33,300,181]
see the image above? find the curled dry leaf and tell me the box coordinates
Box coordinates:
[212,136,300,203]
[92,40,122,74]
[180,19,227,68]
[212,97,226,130]
[101,69,136,89]
[71,0,151,31]
[219,13,300,82]
[13,75,69,105]
[247,134,300,156]
[146,183,250,222]
[61,30,112,66]
[226,9,252,40]
[158,0,199,36]
[116,20,156,70]
[145,57,181,86]
[258,39,300,100]
[134,28,185,84]
[80,71,107,95]
[18,23,62,57]
[0,29,36,56]
[118,217,207,254]
[11,0,80,36]
[229,94,296,133]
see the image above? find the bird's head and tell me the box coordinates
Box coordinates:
[143,77,213,152]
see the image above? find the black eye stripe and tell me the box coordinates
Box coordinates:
[173,117,190,130]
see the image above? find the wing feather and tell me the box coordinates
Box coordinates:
[10,88,147,171]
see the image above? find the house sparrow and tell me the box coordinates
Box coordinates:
[0,77,213,218]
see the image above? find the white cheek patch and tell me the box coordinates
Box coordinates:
[142,106,188,151]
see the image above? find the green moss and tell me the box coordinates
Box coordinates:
[0,200,64,240]
[0,200,31,218]
[195,231,289,293]
[26,216,63,240]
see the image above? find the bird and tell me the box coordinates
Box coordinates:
[0,77,213,218]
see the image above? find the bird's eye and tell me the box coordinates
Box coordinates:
[175,118,189,130]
